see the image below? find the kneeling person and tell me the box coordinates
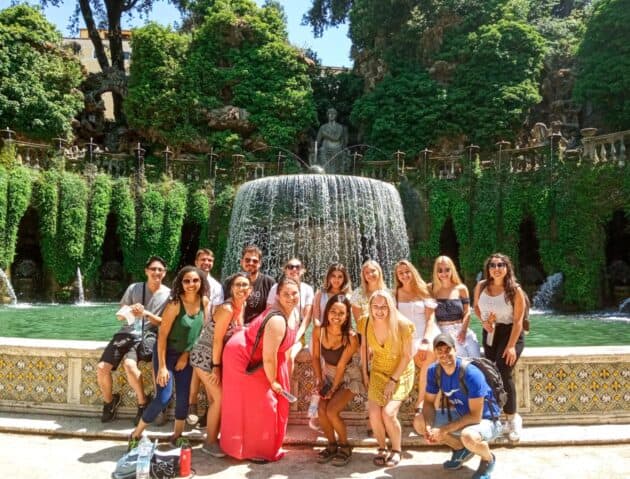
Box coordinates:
[97,256,170,424]
[415,334,502,479]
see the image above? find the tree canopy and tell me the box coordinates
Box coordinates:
[0,4,83,141]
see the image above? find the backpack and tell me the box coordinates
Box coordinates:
[436,357,507,421]
[479,281,530,333]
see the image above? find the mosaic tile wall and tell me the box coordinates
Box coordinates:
[0,353,68,404]
[1,342,628,425]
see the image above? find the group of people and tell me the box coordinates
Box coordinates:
[97,246,527,479]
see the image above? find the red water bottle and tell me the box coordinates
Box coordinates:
[179,443,192,477]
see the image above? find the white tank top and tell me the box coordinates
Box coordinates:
[477,290,514,325]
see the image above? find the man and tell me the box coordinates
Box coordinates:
[229,245,275,324]
[194,248,224,312]
[186,248,224,427]
[415,334,502,479]
[96,256,170,424]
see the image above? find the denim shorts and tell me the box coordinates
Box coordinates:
[434,409,503,442]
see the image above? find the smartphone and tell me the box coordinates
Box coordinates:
[279,389,297,403]
[319,380,332,397]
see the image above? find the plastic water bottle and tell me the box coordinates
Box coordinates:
[307,393,320,418]
[134,317,143,334]
[136,434,153,479]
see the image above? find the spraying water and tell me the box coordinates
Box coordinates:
[0,269,18,305]
[76,266,85,305]
[222,174,410,285]
[532,272,564,310]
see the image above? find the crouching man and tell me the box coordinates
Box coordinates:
[414,334,502,479]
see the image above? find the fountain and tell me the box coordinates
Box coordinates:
[75,266,85,305]
[619,297,630,314]
[532,272,564,310]
[222,174,410,284]
[0,269,18,305]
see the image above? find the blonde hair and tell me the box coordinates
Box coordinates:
[360,260,386,295]
[431,255,463,295]
[393,259,431,300]
[368,289,411,352]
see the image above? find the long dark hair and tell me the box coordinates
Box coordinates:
[320,293,352,346]
[170,266,209,302]
[482,253,519,304]
[322,262,352,294]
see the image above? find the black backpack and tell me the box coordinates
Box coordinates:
[436,357,507,421]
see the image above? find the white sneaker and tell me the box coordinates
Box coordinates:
[508,413,522,442]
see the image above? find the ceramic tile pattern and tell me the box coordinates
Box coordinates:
[0,353,68,403]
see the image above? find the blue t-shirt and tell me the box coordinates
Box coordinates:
[427,357,500,420]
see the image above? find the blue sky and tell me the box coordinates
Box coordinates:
[27,0,352,67]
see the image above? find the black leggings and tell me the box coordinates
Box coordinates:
[482,323,524,415]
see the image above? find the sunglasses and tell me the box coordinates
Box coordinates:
[243,257,260,264]
[438,268,451,273]
[233,282,250,288]
[286,264,302,270]
[182,278,200,284]
[148,267,165,272]
[489,262,507,269]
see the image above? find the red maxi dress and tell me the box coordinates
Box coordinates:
[220,308,298,461]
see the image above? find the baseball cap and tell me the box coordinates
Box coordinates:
[433,333,456,349]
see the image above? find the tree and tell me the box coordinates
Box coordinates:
[574,0,630,130]
[40,0,186,125]
[0,4,83,140]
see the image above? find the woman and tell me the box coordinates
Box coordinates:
[220,277,301,462]
[350,260,387,322]
[190,273,251,457]
[393,260,439,413]
[266,258,314,376]
[311,294,364,467]
[312,263,352,327]
[474,253,526,441]
[128,266,208,449]
[430,256,480,358]
[359,290,414,467]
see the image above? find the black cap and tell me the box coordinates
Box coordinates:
[433,333,456,349]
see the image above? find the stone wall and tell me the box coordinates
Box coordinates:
[1,337,628,425]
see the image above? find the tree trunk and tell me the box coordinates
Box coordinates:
[106,0,127,124]
[78,0,110,71]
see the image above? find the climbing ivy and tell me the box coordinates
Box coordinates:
[188,188,212,248]
[3,166,32,270]
[111,178,137,278]
[82,174,113,283]
[158,180,187,271]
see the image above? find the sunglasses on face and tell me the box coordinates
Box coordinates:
[233,282,250,288]
[183,278,200,284]
[148,267,165,272]
[243,258,260,264]
[489,262,507,269]
[438,268,451,274]
[286,264,302,270]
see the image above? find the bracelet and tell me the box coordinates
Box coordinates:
[415,407,423,414]
[389,376,399,384]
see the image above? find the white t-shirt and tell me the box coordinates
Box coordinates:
[207,274,224,308]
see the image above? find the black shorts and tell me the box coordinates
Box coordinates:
[99,333,150,370]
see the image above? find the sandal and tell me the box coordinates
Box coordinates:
[317,443,338,464]
[373,447,388,466]
[332,444,352,467]
[385,449,402,467]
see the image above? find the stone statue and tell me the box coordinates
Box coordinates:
[316,107,348,171]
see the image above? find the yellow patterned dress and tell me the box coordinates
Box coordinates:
[357,316,415,406]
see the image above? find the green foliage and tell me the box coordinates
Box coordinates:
[574,0,630,130]
[3,166,33,270]
[311,70,363,131]
[209,184,236,274]
[0,144,18,169]
[82,174,113,282]
[127,0,316,150]
[33,170,59,279]
[158,180,187,270]
[134,185,166,278]
[110,178,136,276]
[188,188,212,247]
[0,5,83,141]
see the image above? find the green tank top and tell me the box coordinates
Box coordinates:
[167,302,204,353]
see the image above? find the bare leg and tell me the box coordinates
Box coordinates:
[188,369,200,411]
[367,400,387,449]
[461,427,492,461]
[318,399,337,443]
[97,361,113,403]
[325,389,354,445]
[381,400,403,451]
[195,368,221,444]
[123,358,146,405]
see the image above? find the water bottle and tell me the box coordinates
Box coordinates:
[136,434,153,479]
[134,317,143,334]
[307,393,320,418]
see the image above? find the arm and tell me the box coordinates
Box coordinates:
[384,322,414,401]
[457,285,471,343]
[415,305,436,366]
[209,302,232,384]
[503,288,525,366]
[431,396,484,443]
[358,319,369,389]
[262,315,287,394]
[422,391,438,440]
[474,282,494,334]
[312,291,322,328]
[326,333,359,398]
[311,326,323,388]
[156,301,178,387]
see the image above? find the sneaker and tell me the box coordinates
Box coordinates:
[508,413,522,442]
[443,448,474,470]
[101,393,121,423]
[201,442,226,458]
[472,453,496,479]
[186,404,199,426]
[134,394,152,426]
[127,434,139,452]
